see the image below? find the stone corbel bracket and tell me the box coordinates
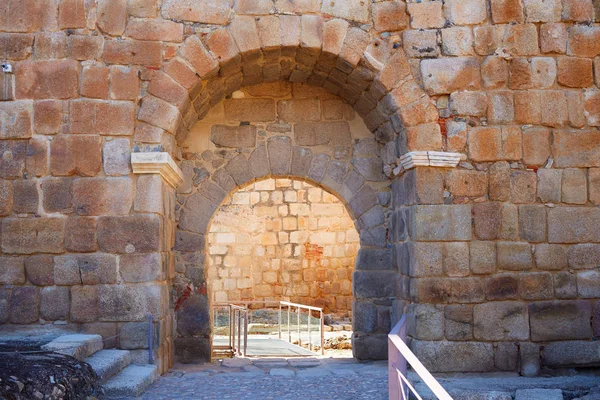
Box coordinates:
[387,151,462,177]
[131,152,184,188]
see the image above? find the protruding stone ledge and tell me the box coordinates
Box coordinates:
[385,151,462,177]
[131,152,184,188]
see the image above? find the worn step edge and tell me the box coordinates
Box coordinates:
[42,334,104,361]
[85,349,132,383]
[103,364,158,397]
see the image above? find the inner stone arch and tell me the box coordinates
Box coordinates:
[172,82,394,363]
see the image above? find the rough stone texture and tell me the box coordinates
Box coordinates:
[411,340,494,372]
[529,300,592,341]
[473,302,529,341]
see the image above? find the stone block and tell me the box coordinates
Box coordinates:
[50,135,102,177]
[443,242,470,277]
[0,256,25,285]
[537,169,561,203]
[474,301,529,340]
[540,91,568,127]
[411,340,494,372]
[519,272,554,300]
[97,215,161,254]
[277,98,320,122]
[13,180,38,214]
[348,185,378,218]
[407,2,444,29]
[70,100,134,136]
[371,0,408,32]
[211,125,256,148]
[353,271,396,299]
[40,286,69,321]
[543,341,600,367]
[55,254,117,285]
[267,136,292,176]
[73,177,133,216]
[481,56,509,88]
[485,274,518,300]
[58,0,86,28]
[445,305,473,341]
[16,60,79,99]
[410,277,484,303]
[0,288,9,323]
[403,29,440,59]
[568,243,600,270]
[68,35,104,61]
[441,27,475,56]
[446,170,487,197]
[138,95,180,134]
[0,33,34,60]
[33,100,62,134]
[535,244,568,270]
[126,18,183,43]
[421,58,481,95]
[561,168,587,205]
[540,23,567,54]
[356,248,393,271]
[99,283,165,322]
[224,153,253,186]
[70,285,98,323]
[353,301,376,333]
[520,342,540,376]
[119,321,159,349]
[548,207,600,243]
[81,65,109,99]
[65,217,97,253]
[530,300,592,341]
[412,205,471,242]
[519,205,546,243]
[444,0,488,25]
[10,286,39,324]
[495,342,518,371]
[489,162,510,201]
[406,304,443,340]
[562,0,596,21]
[26,137,49,177]
[504,24,539,56]
[470,241,496,275]
[491,0,524,23]
[577,270,600,298]
[224,99,275,122]
[522,127,550,166]
[552,129,600,168]
[449,91,487,117]
[24,254,53,286]
[468,127,520,162]
[498,242,532,271]
[557,57,594,88]
[353,333,388,360]
[103,139,130,176]
[162,0,230,24]
[0,101,33,139]
[2,218,64,255]
[510,171,536,204]
[584,88,600,127]
[120,253,162,283]
[555,272,577,299]
[524,0,562,22]
[0,180,11,217]
[408,242,443,277]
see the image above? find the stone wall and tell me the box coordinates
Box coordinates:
[207,178,357,314]
[0,0,599,373]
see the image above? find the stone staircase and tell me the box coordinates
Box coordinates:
[42,334,158,397]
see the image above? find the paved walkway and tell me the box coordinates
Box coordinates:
[131,358,388,400]
[213,335,317,357]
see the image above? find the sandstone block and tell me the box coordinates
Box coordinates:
[40,286,69,321]
[73,177,132,216]
[557,57,594,88]
[371,0,408,32]
[441,27,475,56]
[474,301,529,340]
[584,88,600,127]
[491,0,524,24]
[0,33,34,60]
[26,137,49,178]
[590,168,600,205]
[104,38,163,66]
[0,256,25,285]
[162,0,230,24]
[498,242,532,270]
[530,300,592,341]
[562,0,595,21]
[540,23,567,54]
[515,91,542,125]
[224,99,275,122]
[548,207,600,243]
[71,285,99,323]
[16,60,79,99]
[567,26,600,58]
[102,139,130,176]
[504,24,539,56]
[70,100,134,136]
[126,18,183,43]
[510,171,536,204]
[10,286,39,324]
[481,56,509,89]
[552,129,600,167]
[24,254,53,286]
[449,91,487,117]
[138,95,180,134]
[2,218,64,255]
[13,180,38,214]
[407,2,444,30]
[67,35,103,61]
[134,175,163,214]
[489,161,511,201]
[446,170,487,197]
[211,125,256,148]
[97,215,161,254]
[531,57,557,88]
[229,16,261,60]
[58,0,86,29]
[421,58,481,95]
[468,126,521,162]
[206,28,241,67]
[33,100,62,134]
[524,0,562,22]
[562,168,587,204]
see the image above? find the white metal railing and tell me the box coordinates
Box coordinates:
[278,301,324,355]
[213,303,248,357]
[388,315,452,400]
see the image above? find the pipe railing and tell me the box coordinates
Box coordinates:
[278,301,324,355]
[388,315,452,400]
[213,303,248,357]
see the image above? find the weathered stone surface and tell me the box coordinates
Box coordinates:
[71,285,99,323]
[267,136,292,176]
[211,125,256,148]
[54,254,118,285]
[543,341,600,367]
[445,304,473,341]
[412,205,472,241]
[497,242,532,270]
[410,277,484,303]
[519,205,546,243]
[548,207,600,243]
[294,121,351,147]
[65,217,97,253]
[16,60,79,99]
[411,340,494,372]
[24,254,53,286]
[224,99,275,122]
[2,218,64,254]
[356,248,393,271]
[0,256,25,285]
[103,139,130,176]
[0,140,27,179]
[119,321,158,349]
[519,272,554,300]
[40,286,69,321]
[473,301,529,340]
[447,170,487,197]
[99,284,164,321]
[353,271,396,299]
[470,241,496,275]
[520,342,541,376]
[0,101,33,140]
[51,135,103,177]
[529,300,592,341]
[73,177,133,216]
[162,0,231,24]
[537,169,561,203]
[421,58,481,95]
[26,137,49,177]
[13,180,39,214]
[535,244,568,271]
[97,215,161,254]
[120,253,162,283]
[406,304,443,340]
[10,286,39,324]
[552,129,600,168]
[486,274,518,300]
[577,270,600,298]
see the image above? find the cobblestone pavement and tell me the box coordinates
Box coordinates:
[131,358,388,400]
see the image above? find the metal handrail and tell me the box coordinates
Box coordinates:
[278,301,324,355]
[213,303,248,357]
[388,315,452,400]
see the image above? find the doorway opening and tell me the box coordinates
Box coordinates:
[207,177,359,357]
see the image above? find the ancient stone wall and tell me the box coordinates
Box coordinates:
[207,178,357,314]
[0,0,599,373]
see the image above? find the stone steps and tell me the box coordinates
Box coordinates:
[41,334,104,361]
[85,349,132,382]
[102,364,159,397]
